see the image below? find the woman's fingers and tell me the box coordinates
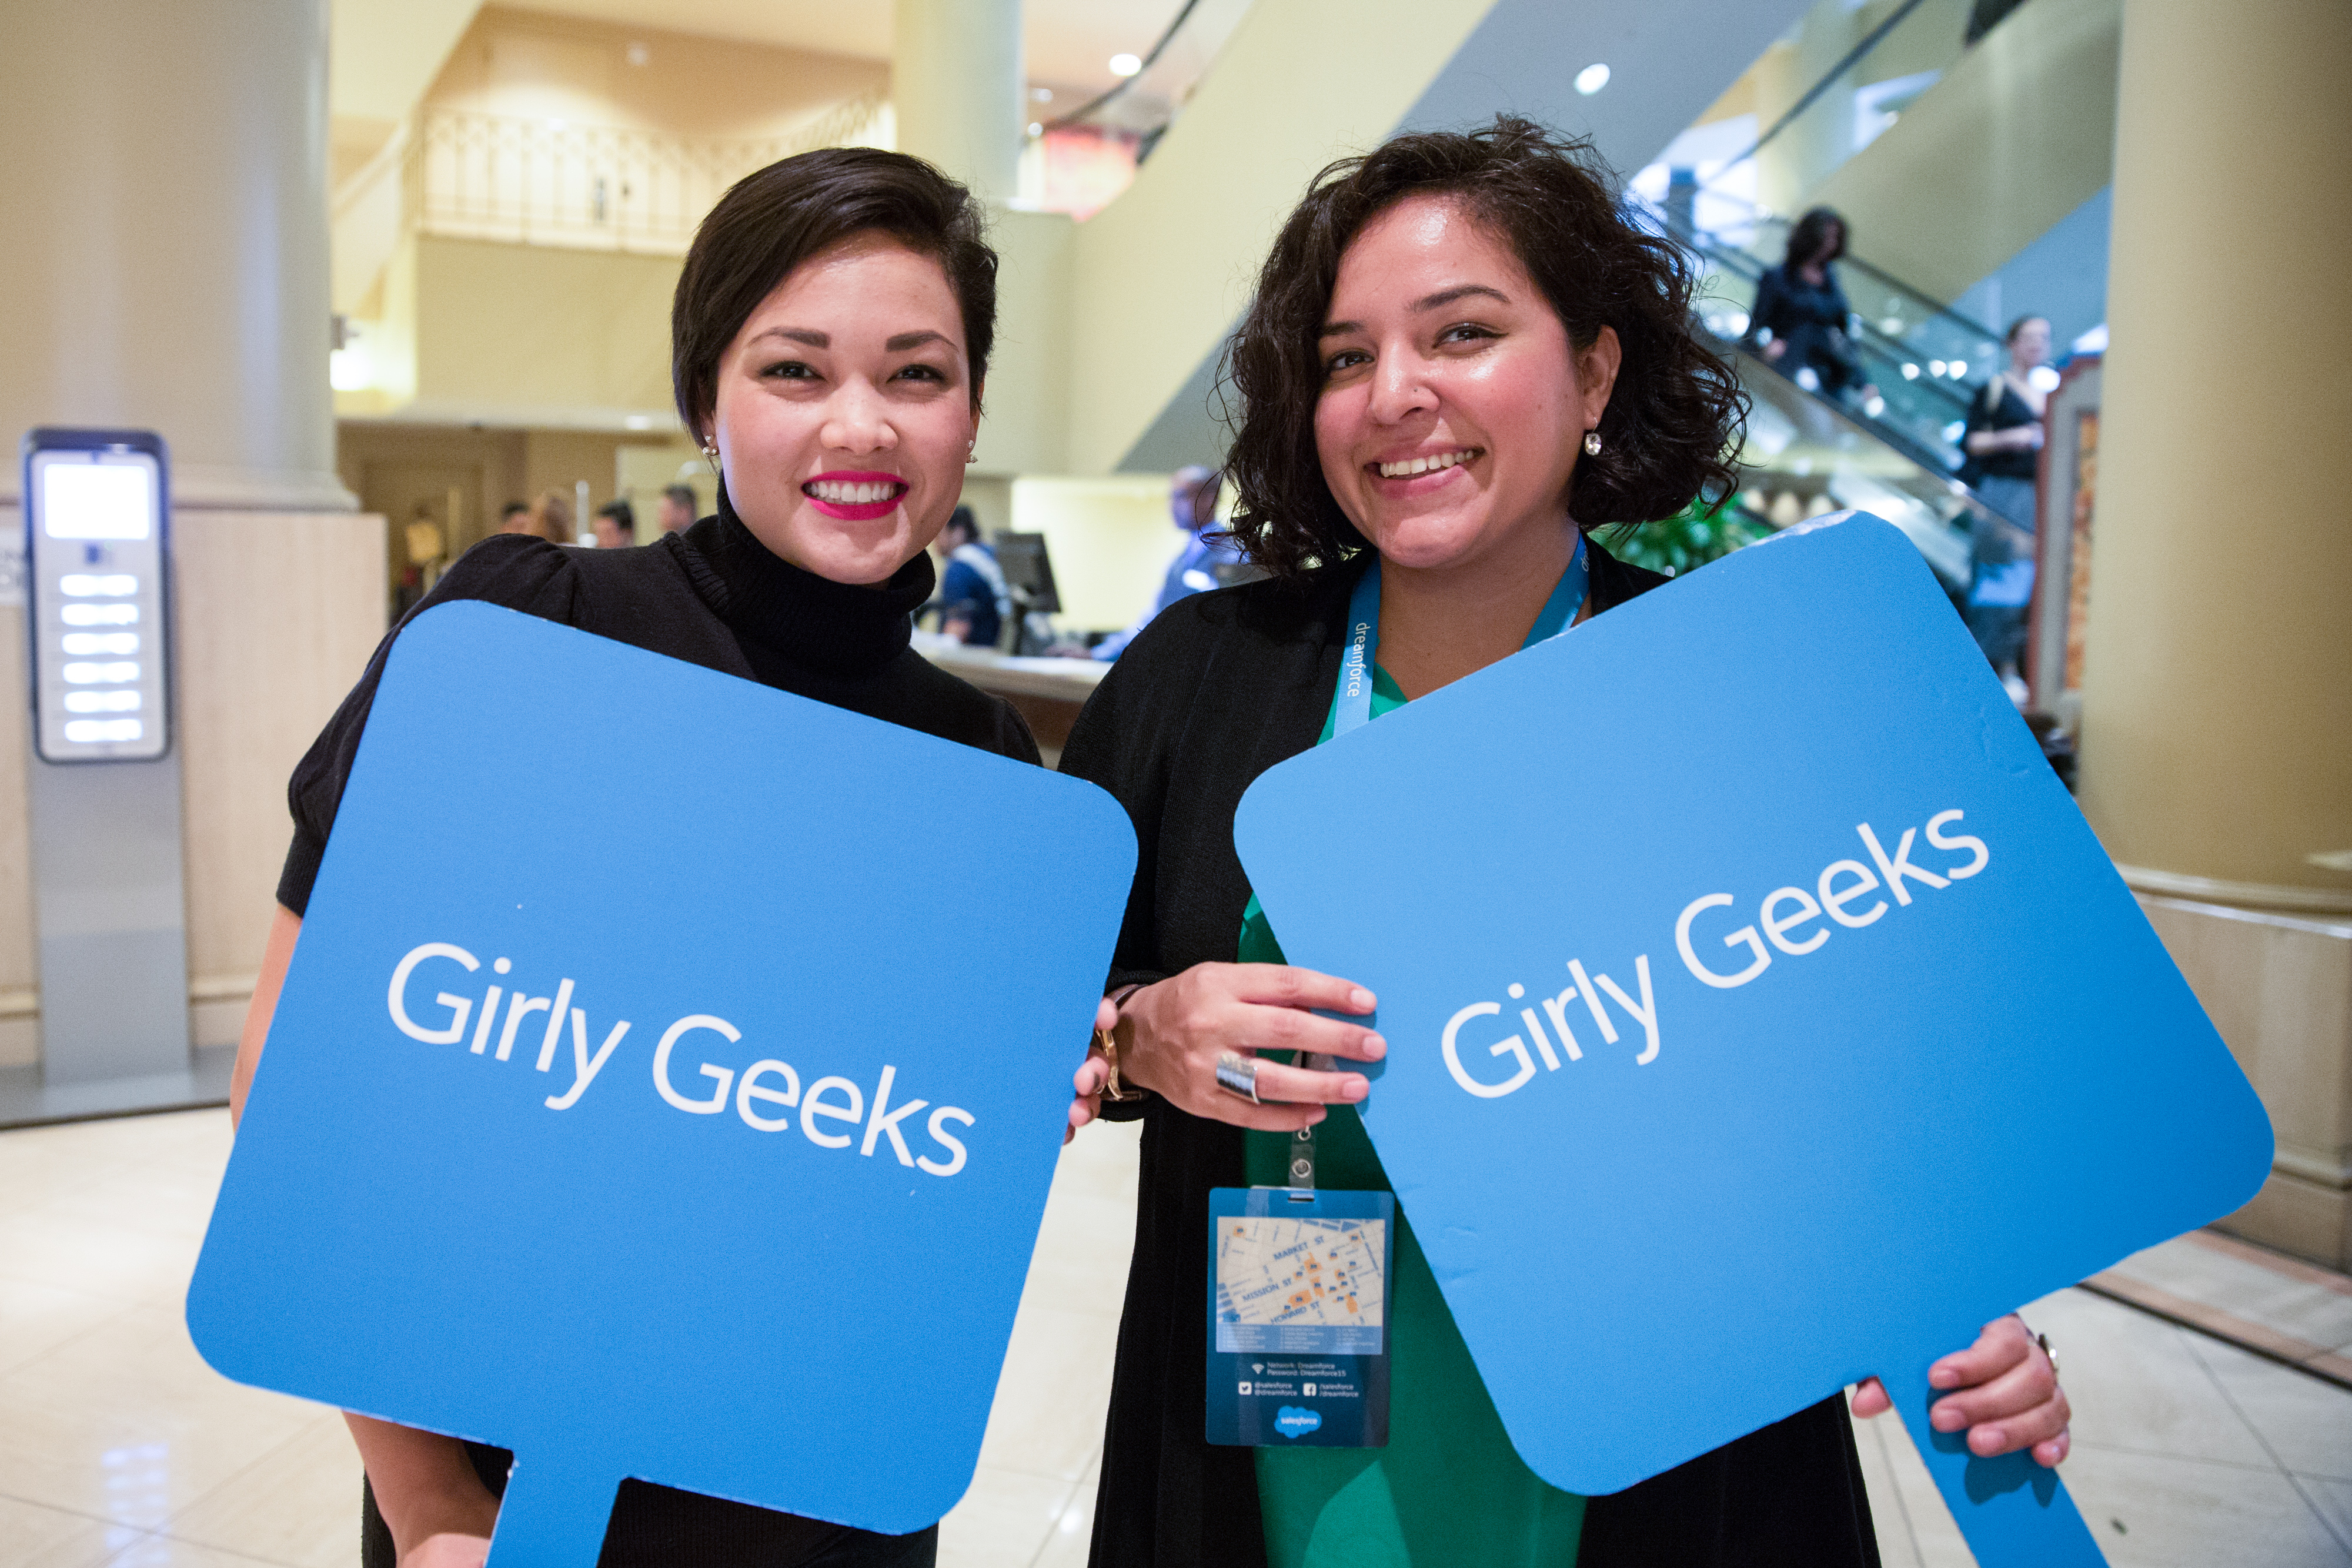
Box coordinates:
[1849,1378,1890,1419]
[1922,1315,2069,1462]
[1226,963,1377,1017]
[1231,1056,1372,1106]
[1928,1315,2032,1392]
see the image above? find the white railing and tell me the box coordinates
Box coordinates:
[402,94,889,255]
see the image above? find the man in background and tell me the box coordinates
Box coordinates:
[1092,464,1245,661]
[934,506,1010,648]
[657,484,699,535]
[593,500,636,550]
[496,501,531,533]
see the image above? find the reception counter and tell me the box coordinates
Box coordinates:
[914,633,1106,765]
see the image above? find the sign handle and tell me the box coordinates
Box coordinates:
[484,1450,619,1567]
[1891,1358,2107,1566]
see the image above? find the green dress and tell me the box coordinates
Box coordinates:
[1238,663,1586,1567]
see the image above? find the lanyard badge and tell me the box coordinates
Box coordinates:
[1205,536,1585,1449]
[1205,1185,1395,1447]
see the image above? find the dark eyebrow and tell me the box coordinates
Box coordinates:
[1318,283,1511,338]
[886,329,951,353]
[752,326,828,349]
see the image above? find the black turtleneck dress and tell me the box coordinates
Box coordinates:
[276,507,1036,1568]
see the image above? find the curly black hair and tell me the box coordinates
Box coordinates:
[1220,116,1746,579]
[672,146,997,443]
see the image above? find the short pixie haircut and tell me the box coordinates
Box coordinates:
[1222,116,1746,578]
[671,146,998,440]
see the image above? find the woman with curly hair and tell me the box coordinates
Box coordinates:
[1059,118,2069,1567]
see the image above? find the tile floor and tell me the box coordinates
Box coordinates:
[2,1108,2348,1568]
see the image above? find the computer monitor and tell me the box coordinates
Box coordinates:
[991,533,1060,617]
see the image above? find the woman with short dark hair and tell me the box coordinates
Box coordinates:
[232,145,1037,1568]
[1061,118,2067,1568]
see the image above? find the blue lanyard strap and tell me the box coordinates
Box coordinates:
[1333,531,1588,738]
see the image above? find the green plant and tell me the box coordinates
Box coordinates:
[1601,493,1770,579]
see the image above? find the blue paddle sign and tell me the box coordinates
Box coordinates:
[189,603,1135,1563]
[1232,514,2271,1566]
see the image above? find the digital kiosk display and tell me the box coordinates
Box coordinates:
[24,433,170,764]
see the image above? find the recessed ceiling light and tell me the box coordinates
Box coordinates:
[1109,52,1142,77]
[1575,62,1611,95]
[625,42,649,67]
[1028,122,1044,138]
[1031,86,1054,102]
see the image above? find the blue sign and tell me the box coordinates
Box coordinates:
[188,603,1135,1563]
[1232,516,2271,1564]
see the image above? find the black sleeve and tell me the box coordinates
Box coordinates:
[275,537,584,917]
[1745,268,1787,344]
[992,696,1043,767]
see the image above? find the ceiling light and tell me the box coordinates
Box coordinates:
[1108,52,1142,77]
[2028,365,2060,392]
[625,42,649,67]
[1031,86,1054,102]
[1575,62,1611,95]
[1028,122,1044,138]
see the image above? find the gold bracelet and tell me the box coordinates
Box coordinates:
[1095,982,1150,1102]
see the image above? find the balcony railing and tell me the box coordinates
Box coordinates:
[404,95,888,255]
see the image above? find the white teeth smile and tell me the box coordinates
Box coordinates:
[1377,449,1474,479]
[806,480,903,504]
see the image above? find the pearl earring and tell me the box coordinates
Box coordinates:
[965,442,978,466]
[1583,430,1602,456]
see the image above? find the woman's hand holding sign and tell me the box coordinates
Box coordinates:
[1853,1315,2072,1466]
[1104,963,1385,1130]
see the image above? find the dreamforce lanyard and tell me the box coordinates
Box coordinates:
[1332,532,1589,738]
[1286,533,1591,1192]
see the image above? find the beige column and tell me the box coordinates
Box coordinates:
[2082,0,2352,1262]
[0,0,386,1074]
[893,0,1025,205]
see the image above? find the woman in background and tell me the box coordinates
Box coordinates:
[1747,206,1868,402]
[1961,315,2053,684]
[1063,119,2069,1568]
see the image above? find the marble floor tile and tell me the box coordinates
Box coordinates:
[0,1304,320,1529]
[1030,1455,1098,1568]
[2187,1335,2352,1483]
[936,1464,1074,1568]
[0,1279,134,1381]
[976,1304,1122,1484]
[0,1495,145,1568]
[0,1210,206,1309]
[2057,1446,2352,1568]
[2113,1238,2352,1355]
[159,1409,362,1568]
[2303,1475,2352,1553]
[90,1536,285,1568]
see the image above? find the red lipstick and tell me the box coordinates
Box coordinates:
[802,470,908,522]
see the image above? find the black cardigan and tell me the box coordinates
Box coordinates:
[1058,539,1880,1568]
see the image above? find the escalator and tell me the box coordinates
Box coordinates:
[1639,200,2017,599]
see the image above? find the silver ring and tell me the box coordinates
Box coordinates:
[1215,1052,1262,1105]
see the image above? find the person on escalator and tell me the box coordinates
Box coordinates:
[1745,208,1872,404]
[1959,315,2053,689]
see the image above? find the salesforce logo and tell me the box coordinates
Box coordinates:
[1274,1406,1321,1439]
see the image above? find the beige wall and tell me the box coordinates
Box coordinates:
[1010,476,1187,633]
[1064,0,1501,476]
[974,210,1077,478]
[423,5,886,141]
[1798,0,2120,303]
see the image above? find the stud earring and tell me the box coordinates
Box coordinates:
[1582,430,1602,456]
[965,442,978,466]
[700,441,719,462]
